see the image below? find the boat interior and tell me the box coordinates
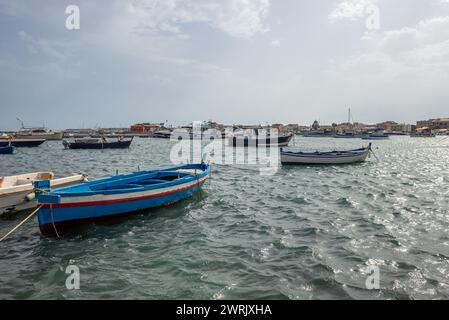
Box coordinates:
[52,165,208,196]
[0,172,54,189]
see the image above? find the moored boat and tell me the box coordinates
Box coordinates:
[410,132,436,138]
[303,130,334,138]
[34,163,210,236]
[362,132,390,140]
[0,138,46,148]
[149,130,172,139]
[280,143,372,165]
[333,130,362,139]
[0,172,87,216]
[62,137,133,149]
[16,127,63,140]
[229,128,293,147]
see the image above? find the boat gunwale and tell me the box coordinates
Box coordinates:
[42,164,210,198]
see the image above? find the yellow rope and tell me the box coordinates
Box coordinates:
[50,204,61,239]
[0,205,43,242]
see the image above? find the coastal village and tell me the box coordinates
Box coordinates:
[2,117,448,139]
[38,117,449,138]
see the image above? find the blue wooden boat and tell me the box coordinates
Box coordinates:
[34,163,210,236]
[0,145,16,154]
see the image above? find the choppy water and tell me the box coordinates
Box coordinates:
[1,136,449,299]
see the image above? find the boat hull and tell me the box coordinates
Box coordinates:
[63,140,132,149]
[0,146,15,154]
[230,134,293,147]
[16,132,63,140]
[37,174,208,236]
[280,146,370,165]
[0,139,45,147]
[362,136,389,140]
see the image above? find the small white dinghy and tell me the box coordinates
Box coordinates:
[0,172,87,216]
[280,143,372,165]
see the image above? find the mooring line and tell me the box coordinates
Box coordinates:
[0,205,43,243]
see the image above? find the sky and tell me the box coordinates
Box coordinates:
[1,0,449,130]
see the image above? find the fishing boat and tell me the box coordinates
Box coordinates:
[303,130,334,138]
[0,145,16,154]
[16,127,63,140]
[62,137,133,149]
[229,128,293,147]
[334,130,361,139]
[334,108,364,139]
[149,130,172,139]
[410,132,436,138]
[280,143,372,165]
[362,132,390,140]
[0,172,87,216]
[34,163,210,236]
[14,119,63,140]
[0,138,46,147]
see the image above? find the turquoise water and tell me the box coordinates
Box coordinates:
[1,136,449,299]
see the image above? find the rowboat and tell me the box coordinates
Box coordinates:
[34,163,210,236]
[280,143,372,165]
[0,146,15,154]
[62,137,133,149]
[0,172,87,216]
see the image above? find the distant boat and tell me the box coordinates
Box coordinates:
[334,131,361,139]
[410,132,436,138]
[35,163,210,236]
[0,145,16,154]
[362,132,390,140]
[0,137,46,148]
[0,172,87,216]
[62,137,133,149]
[303,130,333,138]
[149,130,172,139]
[280,143,372,165]
[229,128,293,147]
[16,127,63,140]
[334,108,363,138]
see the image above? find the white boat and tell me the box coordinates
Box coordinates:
[280,144,372,165]
[15,127,63,140]
[0,172,87,216]
[362,132,390,140]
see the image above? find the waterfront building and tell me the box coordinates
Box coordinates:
[130,123,161,133]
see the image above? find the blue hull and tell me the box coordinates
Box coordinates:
[0,146,16,154]
[36,163,210,236]
[38,181,204,236]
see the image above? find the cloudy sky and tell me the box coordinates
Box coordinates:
[1,0,449,130]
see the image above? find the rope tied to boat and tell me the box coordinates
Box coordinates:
[50,204,61,239]
[0,205,43,243]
